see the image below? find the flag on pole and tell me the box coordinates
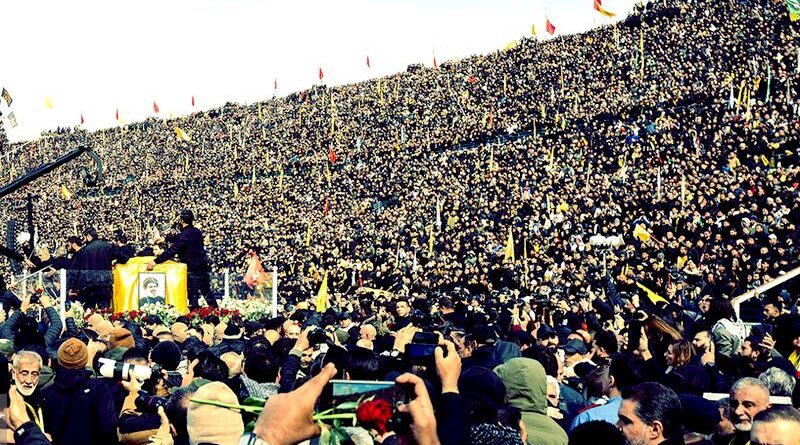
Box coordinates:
[329,146,337,164]
[60,185,73,200]
[788,0,800,21]
[153,101,160,114]
[366,56,371,68]
[433,54,438,69]
[274,79,278,92]
[315,272,329,312]
[633,224,652,242]
[319,67,324,81]
[531,23,537,36]
[1,88,11,106]
[191,96,195,107]
[243,250,268,289]
[44,97,54,109]
[80,113,85,125]
[504,227,515,262]
[546,18,556,35]
[593,0,616,17]
[115,108,119,121]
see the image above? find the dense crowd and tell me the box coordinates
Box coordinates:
[0,0,800,443]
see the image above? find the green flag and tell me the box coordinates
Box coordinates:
[789,0,800,21]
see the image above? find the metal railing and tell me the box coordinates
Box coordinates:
[732,265,800,318]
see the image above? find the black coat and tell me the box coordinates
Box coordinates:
[40,369,118,445]
[72,239,129,271]
[155,225,210,273]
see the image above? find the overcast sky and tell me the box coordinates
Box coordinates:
[1,0,640,142]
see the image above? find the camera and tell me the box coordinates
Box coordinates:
[96,358,160,382]
[134,390,168,413]
[307,328,330,346]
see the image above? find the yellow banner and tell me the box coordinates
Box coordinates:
[112,256,189,313]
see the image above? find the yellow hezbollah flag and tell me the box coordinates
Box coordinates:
[636,282,668,305]
[316,272,329,312]
[113,257,189,314]
[531,23,537,36]
[60,185,73,200]
[633,224,651,242]
[505,227,515,262]
[175,127,191,142]
[504,40,518,50]
[44,97,54,109]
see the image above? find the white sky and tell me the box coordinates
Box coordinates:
[1,0,639,143]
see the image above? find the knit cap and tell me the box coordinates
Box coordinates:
[109,328,135,350]
[58,338,88,369]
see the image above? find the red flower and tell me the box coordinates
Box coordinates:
[356,399,392,435]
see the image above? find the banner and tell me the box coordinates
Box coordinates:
[112,256,188,313]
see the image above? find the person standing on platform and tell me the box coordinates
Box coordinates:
[147,209,218,309]
[71,227,130,309]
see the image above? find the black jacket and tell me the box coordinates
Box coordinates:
[40,368,118,445]
[155,226,210,272]
[72,239,130,271]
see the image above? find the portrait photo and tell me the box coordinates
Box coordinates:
[138,272,166,306]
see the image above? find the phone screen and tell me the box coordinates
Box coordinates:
[331,380,394,397]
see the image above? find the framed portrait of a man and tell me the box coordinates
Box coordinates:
[138,272,166,306]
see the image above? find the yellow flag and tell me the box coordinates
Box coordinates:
[557,202,569,213]
[504,40,517,51]
[540,103,546,118]
[504,227,515,262]
[175,127,191,142]
[325,163,332,187]
[531,23,537,36]
[677,255,688,269]
[184,154,189,173]
[428,225,435,256]
[44,97,54,109]
[633,224,651,242]
[60,185,73,200]
[233,182,239,198]
[760,154,770,166]
[636,282,668,305]
[305,224,312,247]
[315,272,329,313]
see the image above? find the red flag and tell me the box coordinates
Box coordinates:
[319,67,324,81]
[358,273,363,287]
[115,108,119,121]
[274,79,277,91]
[80,113,84,125]
[329,146,337,164]
[366,56,371,68]
[546,18,556,35]
[243,250,269,289]
[153,101,160,114]
[433,55,438,69]
[324,197,330,215]
[594,0,602,11]
[191,96,195,107]
[468,76,477,84]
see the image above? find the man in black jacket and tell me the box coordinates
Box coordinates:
[147,210,218,308]
[40,338,118,445]
[71,227,130,309]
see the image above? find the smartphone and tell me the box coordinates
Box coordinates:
[412,332,438,345]
[331,380,394,397]
[163,371,183,388]
[406,343,437,366]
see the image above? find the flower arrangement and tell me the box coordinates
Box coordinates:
[139,303,182,326]
[184,306,239,324]
[219,297,273,322]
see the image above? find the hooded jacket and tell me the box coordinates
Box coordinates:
[495,358,568,445]
[40,368,118,445]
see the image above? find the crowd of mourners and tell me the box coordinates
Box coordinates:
[1,0,800,443]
